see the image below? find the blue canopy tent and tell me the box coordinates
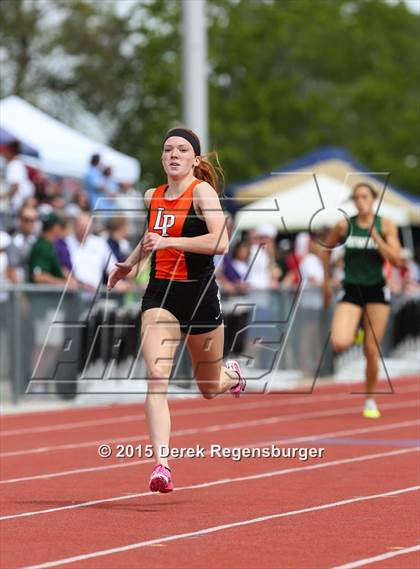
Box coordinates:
[225,146,420,222]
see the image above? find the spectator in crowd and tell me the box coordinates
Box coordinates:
[105,216,131,262]
[297,238,325,376]
[1,140,34,214]
[116,181,143,213]
[66,212,124,292]
[215,213,236,294]
[97,165,119,216]
[281,231,311,288]
[54,217,73,277]
[235,225,280,367]
[274,238,292,285]
[228,240,251,290]
[84,154,109,210]
[114,180,144,236]
[20,196,39,210]
[103,166,119,196]
[28,213,73,285]
[0,231,13,295]
[102,216,138,287]
[216,240,251,296]
[26,165,50,205]
[76,189,91,211]
[49,192,67,212]
[386,249,420,295]
[6,206,39,283]
[294,231,311,260]
[230,241,251,285]
[299,238,324,288]
[246,225,280,291]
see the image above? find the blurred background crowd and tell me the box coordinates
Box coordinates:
[0,141,142,293]
[0,135,420,295]
[0,138,418,298]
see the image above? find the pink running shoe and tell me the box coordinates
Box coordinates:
[226,360,246,398]
[149,464,173,493]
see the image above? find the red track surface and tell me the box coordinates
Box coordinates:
[1,376,419,569]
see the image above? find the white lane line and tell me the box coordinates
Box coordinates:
[1,439,418,519]
[0,420,412,486]
[5,421,420,486]
[21,485,420,569]
[1,416,418,486]
[2,383,418,438]
[2,398,418,459]
[331,544,420,569]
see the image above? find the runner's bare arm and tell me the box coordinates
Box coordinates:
[123,188,155,267]
[320,219,347,308]
[321,219,347,284]
[371,218,403,268]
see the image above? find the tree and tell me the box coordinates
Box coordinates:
[1,0,419,196]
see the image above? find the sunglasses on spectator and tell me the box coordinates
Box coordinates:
[21,217,39,222]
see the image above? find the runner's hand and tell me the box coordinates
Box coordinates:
[142,232,168,252]
[107,262,132,291]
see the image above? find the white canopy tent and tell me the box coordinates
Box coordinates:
[234,174,410,232]
[0,96,140,182]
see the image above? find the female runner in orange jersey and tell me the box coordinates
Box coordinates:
[108,127,245,492]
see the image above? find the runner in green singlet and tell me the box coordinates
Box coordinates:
[322,183,403,419]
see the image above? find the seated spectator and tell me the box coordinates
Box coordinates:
[66,212,124,292]
[28,213,74,286]
[1,140,35,214]
[6,206,39,283]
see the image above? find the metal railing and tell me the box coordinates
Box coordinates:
[0,283,418,403]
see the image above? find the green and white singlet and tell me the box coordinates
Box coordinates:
[343,215,385,286]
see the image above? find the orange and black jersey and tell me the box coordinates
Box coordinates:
[146,179,215,281]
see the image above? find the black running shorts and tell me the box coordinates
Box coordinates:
[141,274,224,335]
[338,283,391,307]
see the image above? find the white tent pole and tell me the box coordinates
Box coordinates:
[182,0,208,153]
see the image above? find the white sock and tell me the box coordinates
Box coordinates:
[365,398,377,410]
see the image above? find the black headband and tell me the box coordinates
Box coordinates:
[163,128,201,156]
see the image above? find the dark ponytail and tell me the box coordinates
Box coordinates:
[194,152,225,195]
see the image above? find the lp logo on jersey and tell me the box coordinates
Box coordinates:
[154,208,175,237]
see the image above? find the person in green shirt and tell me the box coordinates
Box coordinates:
[322,183,403,419]
[29,213,71,285]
